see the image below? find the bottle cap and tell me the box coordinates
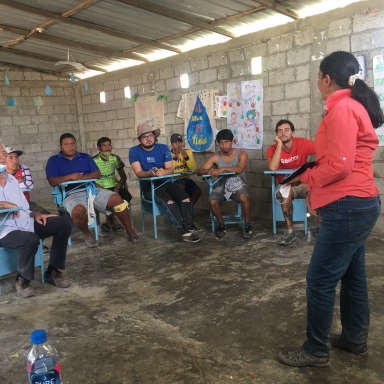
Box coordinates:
[31,330,47,344]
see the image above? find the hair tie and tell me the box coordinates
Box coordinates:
[348,74,360,86]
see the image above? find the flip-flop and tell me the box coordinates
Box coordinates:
[101,223,111,232]
[112,224,124,232]
[85,239,99,248]
[128,234,141,243]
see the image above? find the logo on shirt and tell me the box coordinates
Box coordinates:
[281,155,299,164]
[147,157,155,163]
[111,164,116,169]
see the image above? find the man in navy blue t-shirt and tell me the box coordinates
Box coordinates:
[46,133,140,247]
[129,123,201,243]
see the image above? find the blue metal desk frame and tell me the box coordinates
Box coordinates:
[56,180,99,245]
[264,169,308,235]
[202,172,245,233]
[0,207,44,294]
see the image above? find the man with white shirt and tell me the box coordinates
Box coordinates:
[0,142,72,297]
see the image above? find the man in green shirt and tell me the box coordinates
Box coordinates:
[93,137,132,231]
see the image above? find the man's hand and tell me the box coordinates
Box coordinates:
[155,168,166,177]
[274,135,283,146]
[305,191,319,217]
[69,173,83,181]
[32,212,57,226]
[173,148,181,157]
[208,168,224,176]
[16,177,24,184]
[180,149,188,157]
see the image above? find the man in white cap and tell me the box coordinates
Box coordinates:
[129,123,201,242]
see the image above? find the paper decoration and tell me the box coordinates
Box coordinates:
[85,81,88,91]
[157,95,167,102]
[227,80,263,149]
[4,74,9,85]
[33,96,43,107]
[212,90,220,118]
[7,98,15,106]
[131,93,139,102]
[373,55,384,146]
[134,95,165,135]
[355,55,366,81]
[215,96,228,118]
[45,85,52,95]
[70,73,75,83]
[177,99,184,119]
[182,89,215,152]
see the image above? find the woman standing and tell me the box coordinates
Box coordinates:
[279,51,383,367]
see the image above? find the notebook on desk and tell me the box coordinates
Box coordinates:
[280,161,316,185]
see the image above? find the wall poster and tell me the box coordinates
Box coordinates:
[134,95,165,135]
[226,80,263,149]
[373,55,384,146]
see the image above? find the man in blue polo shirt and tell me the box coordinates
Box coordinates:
[46,133,139,247]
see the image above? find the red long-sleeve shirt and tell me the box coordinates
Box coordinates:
[301,89,379,209]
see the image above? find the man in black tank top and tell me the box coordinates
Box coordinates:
[197,129,252,240]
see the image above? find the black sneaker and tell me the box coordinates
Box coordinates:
[330,334,368,356]
[242,225,253,239]
[215,224,226,241]
[278,346,330,367]
[191,225,204,236]
[182,229,202,243]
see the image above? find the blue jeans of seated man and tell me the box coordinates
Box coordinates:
[142,183,194,234]
[303,195,381,357]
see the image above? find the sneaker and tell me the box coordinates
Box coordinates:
[242,225,253,239]
[278,346,330,367]
[279,229,296,245]
[330,334,368,356]
[44,270,71,288]
[182,230,202,243]
[215,224,226,241]
[15,276,34,298]
[191,225,204,236]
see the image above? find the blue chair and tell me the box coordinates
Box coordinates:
[0,207,44,295]
[264,170,308,234]
[54,180,99,245]
[202,173,245,233]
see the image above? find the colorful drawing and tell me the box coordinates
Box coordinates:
[373,55,384,146]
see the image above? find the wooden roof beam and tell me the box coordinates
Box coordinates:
[0,0,182,53]
[0,24,149,62]
[252,0,300,20]
[116,0,235,39]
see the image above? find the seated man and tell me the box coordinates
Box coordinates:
[129,123,201,243]
[267,119,316,245]
[197,129,252,240]
[0,142,72,298]
[46,133,139,247]
[92,136,132,232]
[170,133,201,206]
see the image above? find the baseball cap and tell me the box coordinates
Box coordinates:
[171,133,183,143]
[5,147,23,156]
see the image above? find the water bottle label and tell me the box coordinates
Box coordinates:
[28,362,63,384]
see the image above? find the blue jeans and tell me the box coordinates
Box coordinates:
[303,195,381,357]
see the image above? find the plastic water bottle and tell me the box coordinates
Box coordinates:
[26,329,63,384]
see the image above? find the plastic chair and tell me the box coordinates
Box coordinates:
[264,170,308,234]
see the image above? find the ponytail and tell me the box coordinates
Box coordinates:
[320,51,384,129]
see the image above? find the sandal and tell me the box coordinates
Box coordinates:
[101,223,111,232]
[112,224,124,232]
[85,239,99,248]
[128,234,141,243]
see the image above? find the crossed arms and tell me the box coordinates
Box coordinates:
[197,151,247,177]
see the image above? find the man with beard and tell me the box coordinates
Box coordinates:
[129,123,201,243]
[267,120,316,245]
[197,129,252,240]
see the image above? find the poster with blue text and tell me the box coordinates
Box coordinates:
[183,89,215,152]
[226,80,263,149]
[373,55,384,146]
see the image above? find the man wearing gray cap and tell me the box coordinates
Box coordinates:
[129,123,201,242]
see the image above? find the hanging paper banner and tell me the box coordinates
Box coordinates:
[373,55,384,146]
[70,73,75,83]
[182,89,215,152]
[226,80,263,149]
[134,95,165,135]
[5,74,9,85]
[45,85,52,95]
[85,81,88,91]
[186,95,213,152]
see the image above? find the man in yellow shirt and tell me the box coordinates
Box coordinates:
[170,134,201,206]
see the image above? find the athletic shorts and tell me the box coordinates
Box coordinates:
[174,179,200,197]
[276,184,308,200]
[209,185,249,203]
[65,188,115,216]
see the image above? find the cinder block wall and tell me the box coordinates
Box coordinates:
[76,0,384,229]
[0,69,79,202]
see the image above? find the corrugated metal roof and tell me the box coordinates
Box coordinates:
[0,5,50,29]
[0,51,57,71]
[12,0,80,15]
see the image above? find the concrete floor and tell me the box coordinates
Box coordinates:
[1,205,384,384]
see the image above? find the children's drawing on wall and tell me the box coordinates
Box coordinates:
[373,55,384,146]
[227,80,263,149]
[134,95,165,135]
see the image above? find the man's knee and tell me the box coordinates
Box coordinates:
[71,205,86,220]
[210,199,218,207]
[24,232,40,249]
[239,194,249,203]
